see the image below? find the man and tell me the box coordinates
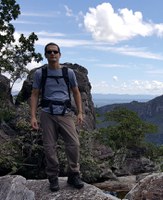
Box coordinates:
[30,42,84,192]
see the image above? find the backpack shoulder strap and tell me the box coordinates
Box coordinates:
[40,66,71,102]
[62,67,71,100]
[40,65,48,99]
[62,67,69,83]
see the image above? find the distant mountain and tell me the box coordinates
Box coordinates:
[92,93,157,107]
[96,94,163,145]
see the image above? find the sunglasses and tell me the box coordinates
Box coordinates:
[46,50,59,54]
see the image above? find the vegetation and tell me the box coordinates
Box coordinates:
[0,102,15,123]
[79,130,103,182]
[0,0,43,91]
[97,107,163,172]
[98,107,157,151]
[0,103,163,182]
[0,103,44,178]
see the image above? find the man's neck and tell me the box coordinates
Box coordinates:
[48,61,61,69]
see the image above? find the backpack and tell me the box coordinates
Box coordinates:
[39,65,71,115]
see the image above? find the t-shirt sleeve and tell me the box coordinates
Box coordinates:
[32,69,42,89]
[68,69,78,88]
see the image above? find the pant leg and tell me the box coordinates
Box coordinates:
[57,112,80,174]
[40,111,59,177]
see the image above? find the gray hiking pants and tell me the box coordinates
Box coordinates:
[40,111,80,178]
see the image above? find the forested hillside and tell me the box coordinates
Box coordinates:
[96,95,163,145]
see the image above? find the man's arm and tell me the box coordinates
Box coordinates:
[71,86,83,124]
[30,88,40,130]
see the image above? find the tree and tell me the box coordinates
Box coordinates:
[99,107,157,150]
[0,0,43,90]
[0,0,20,49]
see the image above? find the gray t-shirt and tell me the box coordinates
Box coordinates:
[32,65,78,114]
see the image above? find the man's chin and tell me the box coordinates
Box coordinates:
[50,58,57,61]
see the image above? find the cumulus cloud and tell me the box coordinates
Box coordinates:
[84,3,163,43]
[91,81,110,93]
[131,80,163,92]
[125,80,163,94]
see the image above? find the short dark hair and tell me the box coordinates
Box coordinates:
[44,43,61,54]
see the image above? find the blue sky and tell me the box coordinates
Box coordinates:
[12,0,163,95]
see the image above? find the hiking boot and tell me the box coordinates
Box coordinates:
[49,177,60,192]
[67,173,84,189]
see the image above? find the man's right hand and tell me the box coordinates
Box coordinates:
[31,117,39,130]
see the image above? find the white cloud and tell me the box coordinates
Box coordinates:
[64,5,73,17]
[5,60,42,93]
[115,46,163,60]
[113,76,118,81]
[13,31,94,48]
[94,45,163,61]
[84,3,163,43]
[155,24,163,37]
[12,61,42,92]
[20,12,60,17]
[36,37,93,47]
[35,31,65,37]
[99,63,129,68]
[131,80,163,92]
[91,81,110,93]
[147,69,163,75]
[26,60,42,71]
[91,79,163,95]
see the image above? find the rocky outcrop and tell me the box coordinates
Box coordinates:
[15,63,96,130]
[125,172,163,200]
[111,149,159,176]
[1,173,163,200]
[93,175,137,193]
[0,73,12,104]
[93,173,163,199]
[0,175,120,200]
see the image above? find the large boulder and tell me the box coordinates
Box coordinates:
[15,63,96,130]
[0,175,120,200]
[111,147,159,176]
[125,172,163,200]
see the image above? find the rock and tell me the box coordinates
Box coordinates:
[93,175,137,193]
[0,175,121,200]
[15,63,96,131]
[0,121,17,136]
[0,175,35,200]
[0,74,13,104]
[93,143,114,160]
[125,172,163,200]
[112,148,158,176]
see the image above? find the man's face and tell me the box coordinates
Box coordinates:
[45,45,61,62]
